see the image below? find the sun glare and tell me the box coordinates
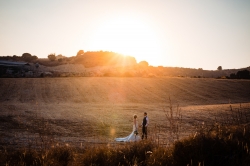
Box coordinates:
[88,16,163,65]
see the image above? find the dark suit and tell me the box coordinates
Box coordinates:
[142,116,148,139]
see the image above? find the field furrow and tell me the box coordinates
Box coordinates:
[0,77,250,148]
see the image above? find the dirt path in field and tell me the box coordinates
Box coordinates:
[0,77,250,148]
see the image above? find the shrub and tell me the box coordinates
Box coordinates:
[217,66,222,71]
[48,53,56,61]
[172,133,249,166]
[236,70,250,79]
[138,61,149,67]
[21,53,38,62]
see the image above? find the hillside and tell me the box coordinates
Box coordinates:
[1,77,250,105]
[39,64,250,78]
[1,56,249,78]
[0,77,250,149]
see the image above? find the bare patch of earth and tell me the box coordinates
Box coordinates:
[0,77,249,149]
[0,102,250,149]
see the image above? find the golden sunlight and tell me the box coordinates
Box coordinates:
[88,15,163,64]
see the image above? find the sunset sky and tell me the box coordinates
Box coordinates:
[0,0,250,70]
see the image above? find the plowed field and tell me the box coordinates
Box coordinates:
[1,77,250,148]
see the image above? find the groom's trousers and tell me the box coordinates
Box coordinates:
[142,126,147,139]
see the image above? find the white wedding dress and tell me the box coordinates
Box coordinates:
[115,121,141,142]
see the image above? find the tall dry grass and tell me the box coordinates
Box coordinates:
[0,104,250,165]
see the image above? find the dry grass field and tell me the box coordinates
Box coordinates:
[1,77,250,149]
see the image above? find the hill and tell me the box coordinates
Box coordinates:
[0,77,249,156]
[1,54,250,78]
[1,77,250,105]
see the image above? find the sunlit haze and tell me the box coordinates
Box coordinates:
[1,0,250,70]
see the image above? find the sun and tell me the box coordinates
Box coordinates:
[88,15,163,65]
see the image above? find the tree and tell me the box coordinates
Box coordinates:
[236,70,250,79]
[12,55,20,61]
[230,73,236,79]
[31,55,38,61]
[217,66,222,71]
[56,54,64,59]
[58,58,63,62]
[48,53,56,61]
[138,61,149,67]
[21,53,33,62]
[77,50,84,56]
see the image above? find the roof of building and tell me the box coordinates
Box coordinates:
[0,60,30,67]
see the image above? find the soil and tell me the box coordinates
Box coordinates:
[0,77,250,148]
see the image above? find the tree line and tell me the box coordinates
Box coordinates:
[0,50,147,68]
[1,51,249,79]
[229,70,250,79]
[0,53,38,62]
[48,50,137,67]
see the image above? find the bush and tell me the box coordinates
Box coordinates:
[217,66,222,71]
[237,70,250,79]
[48,53,56,61]
[173,133,249,166]
[21,53,38,62]
[230,70,250,79]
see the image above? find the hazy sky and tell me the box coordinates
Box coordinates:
[1,0,250,70]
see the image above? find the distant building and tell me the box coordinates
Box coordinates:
[0,60,31,77]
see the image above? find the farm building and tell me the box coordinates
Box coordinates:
[0,60,31,77]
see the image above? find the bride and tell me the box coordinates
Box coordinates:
[115,114,141,142]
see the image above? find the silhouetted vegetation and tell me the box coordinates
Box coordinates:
[138,61,149,67]
[0,146,74,166]
[48,53,56,61]
[1,104,249,165]
[76,50,84,56]
[217,66,222,71]
[21,53,38,62]
[236,70,250,79]
[0,53,38,62]
[74,50,136,67]
[0,53,37,62]
[229,69,250,79]
[1,50,249,78]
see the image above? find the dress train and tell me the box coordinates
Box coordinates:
[115,124,141,142]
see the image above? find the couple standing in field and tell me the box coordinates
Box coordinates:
[115,112,149,142]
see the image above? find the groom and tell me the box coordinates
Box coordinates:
[141,112,149,139]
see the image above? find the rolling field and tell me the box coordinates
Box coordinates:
[0,77,250,148]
